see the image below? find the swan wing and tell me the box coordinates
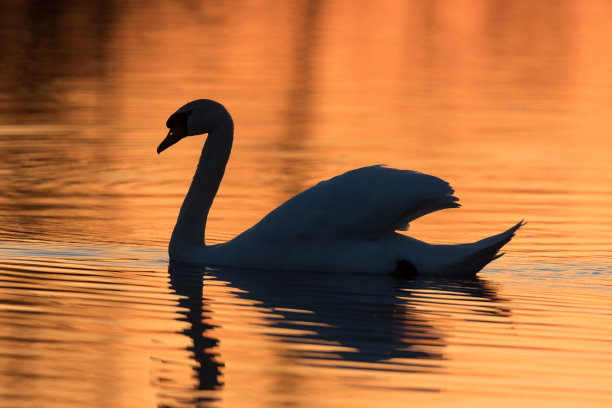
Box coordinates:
[241,165,459,242]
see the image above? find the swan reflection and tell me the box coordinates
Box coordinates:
[165,262,510,397]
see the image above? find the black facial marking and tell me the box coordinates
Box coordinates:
[166,110,193,129]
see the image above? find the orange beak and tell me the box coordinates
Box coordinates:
[157,128,185,154]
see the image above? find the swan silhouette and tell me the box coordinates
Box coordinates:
[157,99,523,277]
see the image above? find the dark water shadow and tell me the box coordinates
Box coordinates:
[167,265,224,391]
[165,261,511,400]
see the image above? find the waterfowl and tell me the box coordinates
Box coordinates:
[158,99,522,277]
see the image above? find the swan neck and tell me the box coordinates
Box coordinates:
[170,120,233,252]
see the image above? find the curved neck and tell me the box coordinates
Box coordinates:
[169,121,234,251]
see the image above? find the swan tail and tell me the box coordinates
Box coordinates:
[450,220,525,276]
[390,220,524,278]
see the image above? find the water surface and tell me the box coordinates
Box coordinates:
[1,1,611,407]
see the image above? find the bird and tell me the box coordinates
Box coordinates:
[157,99,523,277]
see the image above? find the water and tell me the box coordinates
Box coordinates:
[1,1,611,407]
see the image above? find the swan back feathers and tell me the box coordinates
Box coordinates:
[239,165,458,242]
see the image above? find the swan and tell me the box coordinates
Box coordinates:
[157,99,523,277]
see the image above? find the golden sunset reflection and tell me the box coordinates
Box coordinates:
[1,1,611,407]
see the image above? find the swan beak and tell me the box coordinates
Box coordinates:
[157,129,183,154]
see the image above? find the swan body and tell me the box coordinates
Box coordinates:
[158,99,523,277]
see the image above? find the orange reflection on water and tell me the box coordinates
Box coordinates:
[1,1,612,408]
[1,0,611,262]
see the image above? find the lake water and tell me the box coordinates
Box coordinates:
[1,1,611,407]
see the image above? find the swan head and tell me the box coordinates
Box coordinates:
[157,99,232,154]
